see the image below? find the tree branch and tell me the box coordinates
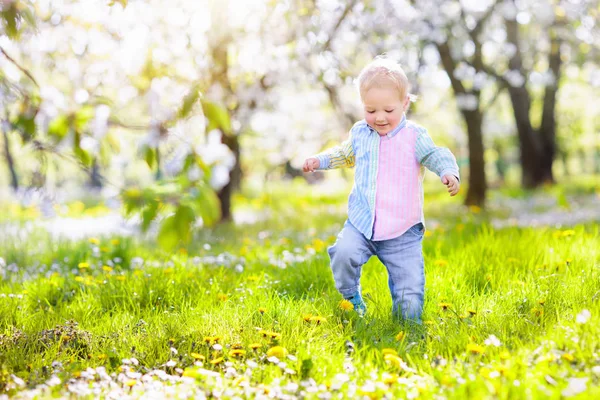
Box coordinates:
[0,46,39,88]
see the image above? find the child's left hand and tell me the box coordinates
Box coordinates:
[442,175,460,196]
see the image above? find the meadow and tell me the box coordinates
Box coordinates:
[0,180,599,399]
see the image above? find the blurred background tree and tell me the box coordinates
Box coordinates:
[1,0,599,234]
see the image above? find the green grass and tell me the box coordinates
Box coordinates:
[0,181,599,398]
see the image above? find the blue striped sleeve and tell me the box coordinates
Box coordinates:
[415,127,460,181]
[314,130,355,170]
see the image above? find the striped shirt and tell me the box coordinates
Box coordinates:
[314,115,459,240]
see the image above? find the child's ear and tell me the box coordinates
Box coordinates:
[403,96,410,111]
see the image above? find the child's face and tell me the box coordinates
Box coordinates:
[362,86,406,136]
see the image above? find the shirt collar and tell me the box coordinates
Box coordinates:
[367,114,407,139]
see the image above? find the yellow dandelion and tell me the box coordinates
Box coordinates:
[269,332,282,340]
[382,373,399,385]
[467,309,477,317]
[469,205,481,214]
[266,346,288,359]
[249,343,262,350]
[538,299,546,306]
[258,307,267,314]
[111,239,120,245]
[562,353,575,362]
[210,357,224,365]
[561,230,575,237]
[75,276,85,282]
[190,353,205,360]
[229,349,246,358]
[434,259,449,267]
[78,262,90,269]
[203,336,213,344]
[88,238,100,245]
[247,275,260,282]
[115,275,126,281]
[97,354,107,360]
[231,343,243,349]
[496,365,509,376]
[382,348,398,356]
[499,350,511,360]
[259,330,269,338]
[309,316,327,325]
[100,246,109,253]
[302,314,313,322]
[438,302,452,311]
[102,265,113,272]
[339,300,354,311]
[395,331,406,342]
[531,307,544,317]
[466,343,485,355]
[125,379,137,387]
[312,238,326,252]
[384,353,403,369]
[217,293,228,301]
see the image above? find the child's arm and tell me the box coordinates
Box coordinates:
[303,130,355,172]
[415,127,461,196]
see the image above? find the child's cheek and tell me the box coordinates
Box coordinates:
[365,114,376,126]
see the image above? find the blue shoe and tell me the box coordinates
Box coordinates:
[346,293,367,317]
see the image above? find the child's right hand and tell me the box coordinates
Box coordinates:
[302,157,320,172]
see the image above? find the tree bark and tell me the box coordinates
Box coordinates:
[2,126,19,191]
[217,132,240,221]
[538,32,562,184]
[461,110,486,206]
[436,42,487,207]
[505,4,559,188]
[89,158,103,188]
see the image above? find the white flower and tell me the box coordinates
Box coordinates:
[562,377,588,397]
[576,309,591,324]
[165,360,177,368]
[484,334,502,347]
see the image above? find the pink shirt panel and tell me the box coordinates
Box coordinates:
[372,126,423,240]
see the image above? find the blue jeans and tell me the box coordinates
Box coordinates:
[327,219,425,322]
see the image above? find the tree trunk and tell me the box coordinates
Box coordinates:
[89,158,103,188]
[2,127,19,191]
[461,110,486,206]
[505,7,558,188]
[537,32,562,184]
[218,132,240,221]
[505,85,546,188]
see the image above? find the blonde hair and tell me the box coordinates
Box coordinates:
[356,56,413,105]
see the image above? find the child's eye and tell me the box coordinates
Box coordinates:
[366,111,375,114]
[385,109,395,113]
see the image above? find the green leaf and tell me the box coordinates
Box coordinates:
[144,146,157,170]
[173,205,195,243]
[74,106,95,131]
[177,86,200,120]
[48,115,70,141]
[14,115,36,141]
[157,215,179,251]
[1,4,19,38]
[74,146,93,167]
[109,0,128,7]
[157,205,195,250]
[141,201,160,232]
[201,100,231,134]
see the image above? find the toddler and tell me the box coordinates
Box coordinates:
[303,57,460,322]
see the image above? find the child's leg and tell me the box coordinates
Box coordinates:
[375,223,425,322]
[327,220,375,300]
